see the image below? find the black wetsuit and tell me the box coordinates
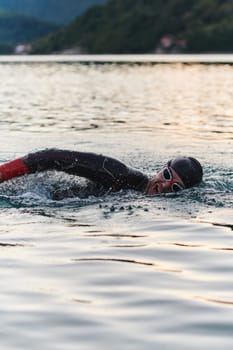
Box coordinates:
[22,149,149,198]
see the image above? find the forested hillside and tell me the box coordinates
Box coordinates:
[0,11,58,48]
[31,0,233,54]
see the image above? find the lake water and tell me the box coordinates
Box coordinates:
[0,56,232,350]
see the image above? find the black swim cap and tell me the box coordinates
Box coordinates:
[168,156,203,188]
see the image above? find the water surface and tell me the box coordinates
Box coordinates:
[0,59,232,349]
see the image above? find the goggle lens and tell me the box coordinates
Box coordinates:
[162,167,172,181]
[162,167,184,193]
[171,183,184,192]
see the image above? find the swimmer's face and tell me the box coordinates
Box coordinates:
[146,165,185,195]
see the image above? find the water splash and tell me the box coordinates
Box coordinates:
[0,164,231,222]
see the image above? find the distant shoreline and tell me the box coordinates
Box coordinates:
[0,54,233,64]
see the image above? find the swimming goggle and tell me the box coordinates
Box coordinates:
[162,167,185,192]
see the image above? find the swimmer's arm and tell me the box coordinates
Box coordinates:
[22,148,141,190]
[0,149,105,183]
[0,149,130,190]
[0,149,82,183]
[0,148,148,191]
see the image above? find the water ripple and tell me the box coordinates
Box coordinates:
[0,62,233,350]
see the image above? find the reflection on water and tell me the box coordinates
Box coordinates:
[0,61,233,350]
[0,63,232,142]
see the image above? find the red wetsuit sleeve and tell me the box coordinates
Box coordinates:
[0,158,29,181]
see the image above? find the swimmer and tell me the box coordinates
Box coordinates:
[0,149,203,195]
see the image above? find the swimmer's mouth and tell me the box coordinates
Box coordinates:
[147,182,161,195]
[153,183,160,194]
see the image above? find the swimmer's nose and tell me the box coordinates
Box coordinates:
[160,181,172,193]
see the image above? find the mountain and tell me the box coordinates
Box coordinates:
[0,10,59,47]
[0,0,108,24]
[31,0,233,54]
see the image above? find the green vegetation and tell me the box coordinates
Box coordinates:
[0,42,13,54]
[31,0,233,54]
[0,10,59,52]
